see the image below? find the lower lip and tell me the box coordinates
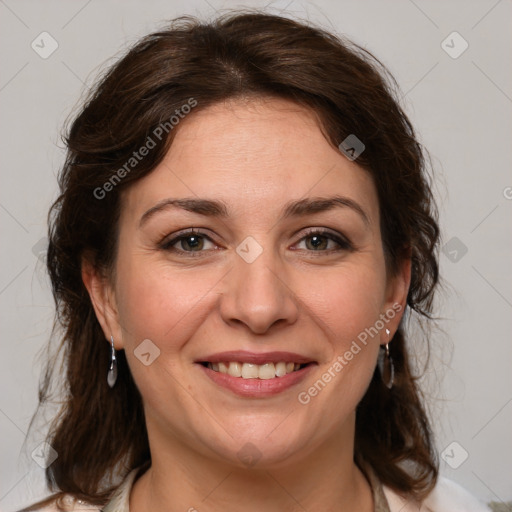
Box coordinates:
[197,363,315,398]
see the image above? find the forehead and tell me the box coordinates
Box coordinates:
[121,97,379,227]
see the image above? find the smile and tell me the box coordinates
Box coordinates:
[203,361,306,379]
[196,351,317,397]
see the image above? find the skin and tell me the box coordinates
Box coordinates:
[83,97,410,511]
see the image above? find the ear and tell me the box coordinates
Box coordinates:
[81,254,124,350]
[381,252,411,344]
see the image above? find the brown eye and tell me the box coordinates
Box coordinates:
[295,229,352,253]
[175,234,205,251]
[161,230,216,255]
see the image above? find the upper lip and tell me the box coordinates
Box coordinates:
[196,350,316,365]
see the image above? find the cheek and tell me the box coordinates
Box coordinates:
[113,258,220,416]
[301,261,385,391]
[295,266,385,417]
[307,262,386,345]
[114,256,218,349]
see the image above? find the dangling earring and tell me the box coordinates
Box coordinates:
[378,328,394,389]
[107,335,117,388]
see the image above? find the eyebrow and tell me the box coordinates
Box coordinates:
[139,195,371,228]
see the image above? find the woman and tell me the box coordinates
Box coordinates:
[23,11,490,512]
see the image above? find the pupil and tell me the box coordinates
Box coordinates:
[185,235,202,250]
[309,235,326,250]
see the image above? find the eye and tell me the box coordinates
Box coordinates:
[161,229,217,255]
[294,229,352,253]
[161,228,353,257]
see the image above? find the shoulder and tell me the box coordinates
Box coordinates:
[383,476,492,512]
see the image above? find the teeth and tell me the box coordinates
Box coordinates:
[258,363,275,380]
[207,361,304,379]
[241,363,259,379]
[275,361,287,377]
[228,362,242,377]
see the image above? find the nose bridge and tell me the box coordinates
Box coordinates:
[219,239,299,334]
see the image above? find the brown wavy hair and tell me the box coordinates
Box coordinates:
[23,10,440,510]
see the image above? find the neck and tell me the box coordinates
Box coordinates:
[130,416,373,511]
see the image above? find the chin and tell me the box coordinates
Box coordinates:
[199,418,319,470]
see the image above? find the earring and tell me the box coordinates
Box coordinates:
[107,335,117,388]
[377,328,394,389]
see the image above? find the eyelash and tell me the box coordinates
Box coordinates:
[160,228,353,257]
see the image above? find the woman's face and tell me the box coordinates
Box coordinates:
[90,97,409,469]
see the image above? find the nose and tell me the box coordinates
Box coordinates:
[219,245,299,335]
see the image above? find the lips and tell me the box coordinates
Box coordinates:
[195,350,317,397]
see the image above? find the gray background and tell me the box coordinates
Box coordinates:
[0,0,511,509]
